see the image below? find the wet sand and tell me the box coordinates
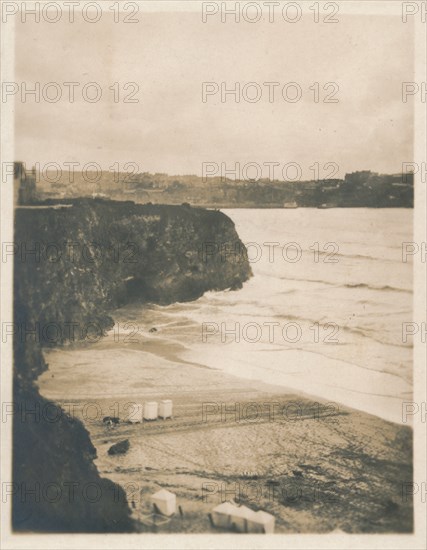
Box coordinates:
[38,336,413,533]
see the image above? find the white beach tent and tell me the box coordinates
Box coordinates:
[230,505,256,533]
[151,488,176,516]
[144,401,158,420]
[159,399,173,419]
[126,403,143,423]
[211,501,236,529]
[247,510,275,534]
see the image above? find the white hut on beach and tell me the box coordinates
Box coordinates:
[230,505,256,533]
[211,502,235,529]
[247,510,275,534]
[212,502,275,533]
[151,489,176,516]
[159,399,173,419]
[126,403,143,423]
[144,401,158,420]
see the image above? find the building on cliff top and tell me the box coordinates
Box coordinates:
[14,161,37,206]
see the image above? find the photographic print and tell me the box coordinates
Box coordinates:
[1,1,426,549]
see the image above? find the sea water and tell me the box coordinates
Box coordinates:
[116,208,412,424]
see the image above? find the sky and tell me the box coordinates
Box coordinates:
[14,6,415,179]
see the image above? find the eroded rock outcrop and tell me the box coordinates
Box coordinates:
[13,199,251,532]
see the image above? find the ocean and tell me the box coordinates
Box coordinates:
[110,208,413,425]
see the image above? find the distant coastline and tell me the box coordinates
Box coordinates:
[14,162,414,209]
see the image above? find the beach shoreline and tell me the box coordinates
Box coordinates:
[38,336,413,533]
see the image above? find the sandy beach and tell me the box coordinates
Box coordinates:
[38,334,413,534]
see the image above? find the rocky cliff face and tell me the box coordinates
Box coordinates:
[13,199,252,532]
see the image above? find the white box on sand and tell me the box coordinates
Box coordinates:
[144,401,158,420]
[151,489,176,516]
[126,403,143,423]
[212,502,236,529]
[159,399,173,419]
[230,505,256,532]
[247,510,275,534]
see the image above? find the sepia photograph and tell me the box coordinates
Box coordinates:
[1,1,426,549]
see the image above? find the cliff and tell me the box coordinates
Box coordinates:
[13,199,252,531]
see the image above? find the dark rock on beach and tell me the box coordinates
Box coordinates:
[108,440,130,456]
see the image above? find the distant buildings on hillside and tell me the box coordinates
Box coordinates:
[14,163,415,208]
